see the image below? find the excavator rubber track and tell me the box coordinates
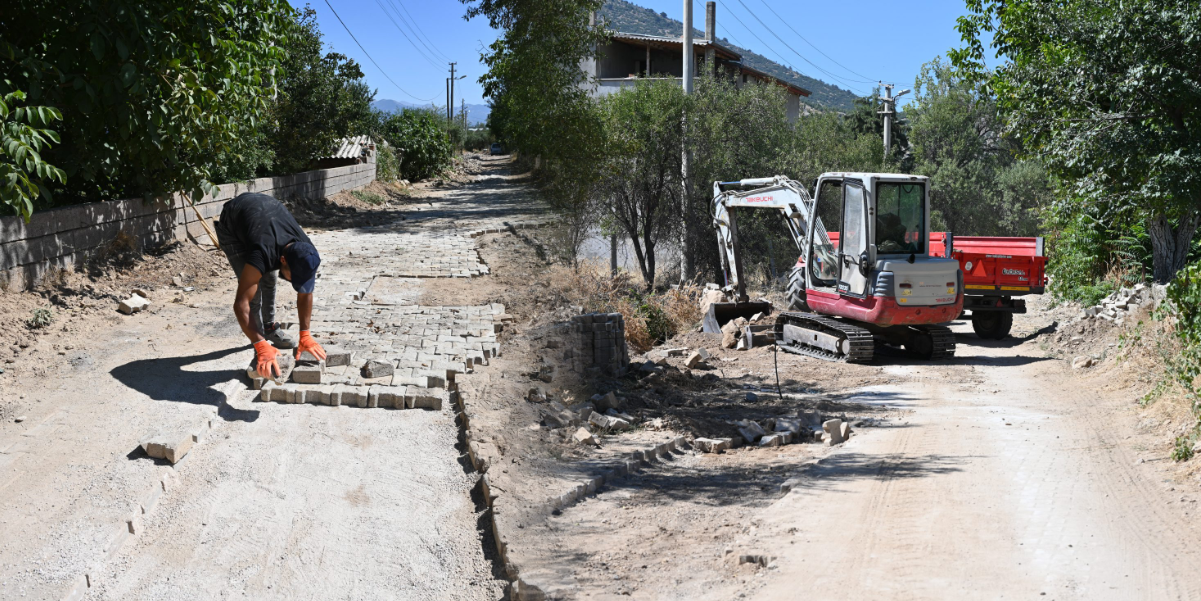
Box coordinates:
[914,324,956,359]
[774,312,875,363]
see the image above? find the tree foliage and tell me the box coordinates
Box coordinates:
[952,0,1201,282]
[267,6,376,175]
[1,0,289,207]
[0,88,66,220]
[906,58,1050,236]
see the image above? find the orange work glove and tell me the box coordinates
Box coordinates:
[295,330,327,361]
[253,340,281,380]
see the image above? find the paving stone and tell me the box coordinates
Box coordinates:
[324,347,353,366]
[408,387,446,410]
[141,432,194,464]
[736,420,767,444]
[361,359,394,379]
[292,360,325,384]
[118,294,150,315]
[343,386,368,408]
[694,437,733,453]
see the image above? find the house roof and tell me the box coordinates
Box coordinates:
[605,32,810,98]
[608,32,741,62]
[739,64,811,97]
[328,135,373,160]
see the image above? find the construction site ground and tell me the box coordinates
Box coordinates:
[2,155,1201,600]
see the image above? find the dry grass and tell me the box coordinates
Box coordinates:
[546,261,705,353]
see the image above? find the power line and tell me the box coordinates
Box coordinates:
[719,2,826,91]
[728,0,873,94]
[372,0,441,68]
[323,0,433,102]
[755,0,877,84]
[374,0,446,68]
[386,0,451,63]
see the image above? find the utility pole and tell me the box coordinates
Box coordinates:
[879,83,909,159]
[680,0,694,281]
[446,77,451,127]
[448,63,457,128]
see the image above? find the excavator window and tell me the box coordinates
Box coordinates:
[809,179,843,288]
[875,182,925,254]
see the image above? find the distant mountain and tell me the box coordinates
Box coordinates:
[598,0,861,111]
[372,99,491,126]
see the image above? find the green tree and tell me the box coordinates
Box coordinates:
[268,6,376,175]
[906,58,1050,236]
[597,80,687,287]
[1,0,288,206]
[0,88,66,220]
[952,0,1201,282]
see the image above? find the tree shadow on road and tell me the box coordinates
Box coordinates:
[594,448,965,510]
[110,346,260,422]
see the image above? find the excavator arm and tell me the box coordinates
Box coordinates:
[712,176,818,302]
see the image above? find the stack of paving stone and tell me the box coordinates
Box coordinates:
[248,347,449,411]
[570,313,629,376]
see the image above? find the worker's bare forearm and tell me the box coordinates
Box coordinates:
[233,297,264,343]
[234,264,264,344]
[297,293,314,332]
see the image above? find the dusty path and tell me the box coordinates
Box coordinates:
[515,316,1201,600]
[0,156,539,600]
[756,326,1201,601]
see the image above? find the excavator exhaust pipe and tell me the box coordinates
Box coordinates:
[702,301,774,334]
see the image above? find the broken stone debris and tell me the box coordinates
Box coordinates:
[822,419,846,445]
[118,294,151,315]
[1072,356,1094,369]
[736,419,767,444]
[1078,283,1159,324]
[573,427,598,446]
[591,391,623,412]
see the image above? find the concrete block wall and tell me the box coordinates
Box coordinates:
[570,313,629,376]
[0,162,375,291]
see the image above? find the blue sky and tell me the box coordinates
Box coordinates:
[310,0,984,109]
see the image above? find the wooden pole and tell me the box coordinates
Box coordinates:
[183,192,221,250]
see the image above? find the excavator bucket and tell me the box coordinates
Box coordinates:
[702,301,773,334]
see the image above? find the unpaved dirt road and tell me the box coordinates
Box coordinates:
[756,326,1201,601]
[516,317,1201,600]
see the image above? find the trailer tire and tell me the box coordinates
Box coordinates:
[971,311,1013,340]
[786,265,809,312]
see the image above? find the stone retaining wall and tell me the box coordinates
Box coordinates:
[0,161,376,291]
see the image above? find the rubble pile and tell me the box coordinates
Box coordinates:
[696,413,853,453]
[1077,283,1167,325]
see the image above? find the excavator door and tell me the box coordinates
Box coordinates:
[837,180,871,297]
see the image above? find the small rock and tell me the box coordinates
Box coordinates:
[131,288,152,299]
[14,415,26,423]
[172,275,184,287]
[573,427,598,446]
[840,422,851,440]
[685,351,704,368]
[758,433,785,447]
[745,392,759,402]
[1072,356,1094,369]
[527,388,548,402]
[696,348,711,361]
[592,392,622,412]
[721,320,740,349]
[118,294,151,315]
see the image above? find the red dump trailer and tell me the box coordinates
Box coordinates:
[822,232,1047,339]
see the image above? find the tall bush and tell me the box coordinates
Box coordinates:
[378,109,452,181]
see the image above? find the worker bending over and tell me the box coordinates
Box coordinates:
[215,192,326,378]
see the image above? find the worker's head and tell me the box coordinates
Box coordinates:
[279,242,321,293]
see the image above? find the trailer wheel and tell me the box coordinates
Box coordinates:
[971,311,1013,340]
[786,265,809,311]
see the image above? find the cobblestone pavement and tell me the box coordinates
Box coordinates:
[78,160,546,600]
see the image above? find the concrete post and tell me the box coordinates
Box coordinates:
[682,0,694,94]
[704,1,715,72]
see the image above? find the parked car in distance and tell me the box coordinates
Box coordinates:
[490,143,503,155]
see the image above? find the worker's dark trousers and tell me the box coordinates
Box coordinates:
[214,225,277,338]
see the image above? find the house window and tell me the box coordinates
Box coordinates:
[742,74,748,83]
